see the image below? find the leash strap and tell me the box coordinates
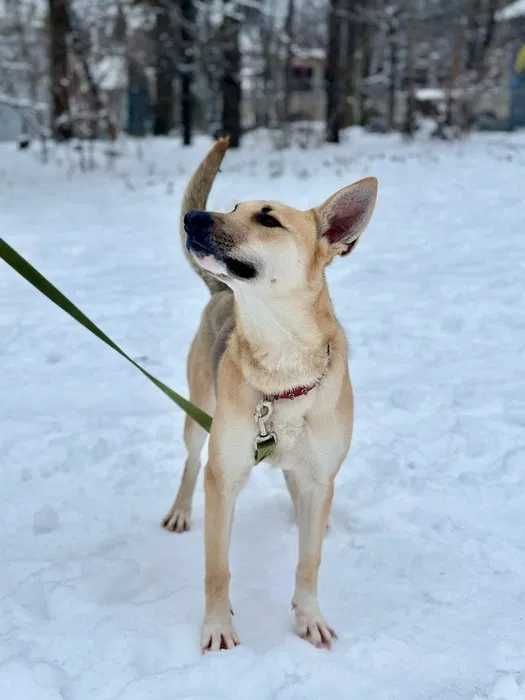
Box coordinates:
[0,237,213,433]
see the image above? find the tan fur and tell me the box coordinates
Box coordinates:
[162,141,378,651]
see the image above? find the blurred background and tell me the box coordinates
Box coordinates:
[1,0,525,154]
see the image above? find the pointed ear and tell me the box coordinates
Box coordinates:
[316,177,378,256]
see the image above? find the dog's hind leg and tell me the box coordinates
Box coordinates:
[162,339,215,533]
[162,413,208,533]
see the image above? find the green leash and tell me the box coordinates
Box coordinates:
[0,238,274,463]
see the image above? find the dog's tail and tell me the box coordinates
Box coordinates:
[180,137,230,295]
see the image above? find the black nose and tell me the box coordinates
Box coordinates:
[184,210,213,235]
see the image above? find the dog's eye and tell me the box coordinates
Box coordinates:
[255,212,282,228]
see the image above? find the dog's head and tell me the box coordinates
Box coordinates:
[184,177,378,294]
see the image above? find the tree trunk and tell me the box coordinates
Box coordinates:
[221,9,242,148]
[357,7,372,127]
[48,0,71,140]
[465,0,497,76]
[198,3,221,135]
[153,2,175,136]
[326,0,342,143]
[180,0,195,145]
[283,0,295,124]
[481,0,498,58]
[259,8,274,129]
[465,0,483,72]
[69,16,105,140]
[402,10,416,138]
[386,12,399,132]
[443,28,463,132]
[342,0,357,128]
[461,0,499,134]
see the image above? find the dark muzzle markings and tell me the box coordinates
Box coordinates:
[184,209,258,281]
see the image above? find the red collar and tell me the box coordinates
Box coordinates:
[266,344,330,402]
[268,380,320,401]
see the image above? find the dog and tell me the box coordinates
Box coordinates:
[162,138,378,652]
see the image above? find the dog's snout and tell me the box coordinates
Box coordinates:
[184,210,213,235]
[184,209,217,258]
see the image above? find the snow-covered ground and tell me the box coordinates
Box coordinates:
[1,128,525,700]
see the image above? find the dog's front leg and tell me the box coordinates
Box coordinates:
[201,460,245,652]
[199,353,256,652]
[292,475,337,648]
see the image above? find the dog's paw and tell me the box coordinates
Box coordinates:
[293,604,337,649]
[201,618,240,652]
[161,504,191,533]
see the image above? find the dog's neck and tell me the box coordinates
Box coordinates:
[232,281,335,395]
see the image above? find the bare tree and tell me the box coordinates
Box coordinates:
[283,0,296,124]
[326,0,343,142]
[402,2,416,137]
[180,0,195,145]
[259,10,275,128]
[153,1,176,135]
[221,2,242,147]
[355,1,374,127]
[69,10,110,140]
[48,0,72,140]
[2,0,511,150]
[386,5,401,132]
[341,0,358,128]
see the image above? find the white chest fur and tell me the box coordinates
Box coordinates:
[269,391,317,458]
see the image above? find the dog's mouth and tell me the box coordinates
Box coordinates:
[187,229,257,281]
[187,237,214,258]
[222,255,257,280]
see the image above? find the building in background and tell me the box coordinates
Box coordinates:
[288,47,325,122]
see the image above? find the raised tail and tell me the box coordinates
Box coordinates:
[180,138,230,294]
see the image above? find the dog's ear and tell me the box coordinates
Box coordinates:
[316,177,378,257]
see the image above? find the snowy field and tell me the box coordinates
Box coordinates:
[1,128,525,700]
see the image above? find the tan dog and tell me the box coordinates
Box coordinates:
[162,139,378,652]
